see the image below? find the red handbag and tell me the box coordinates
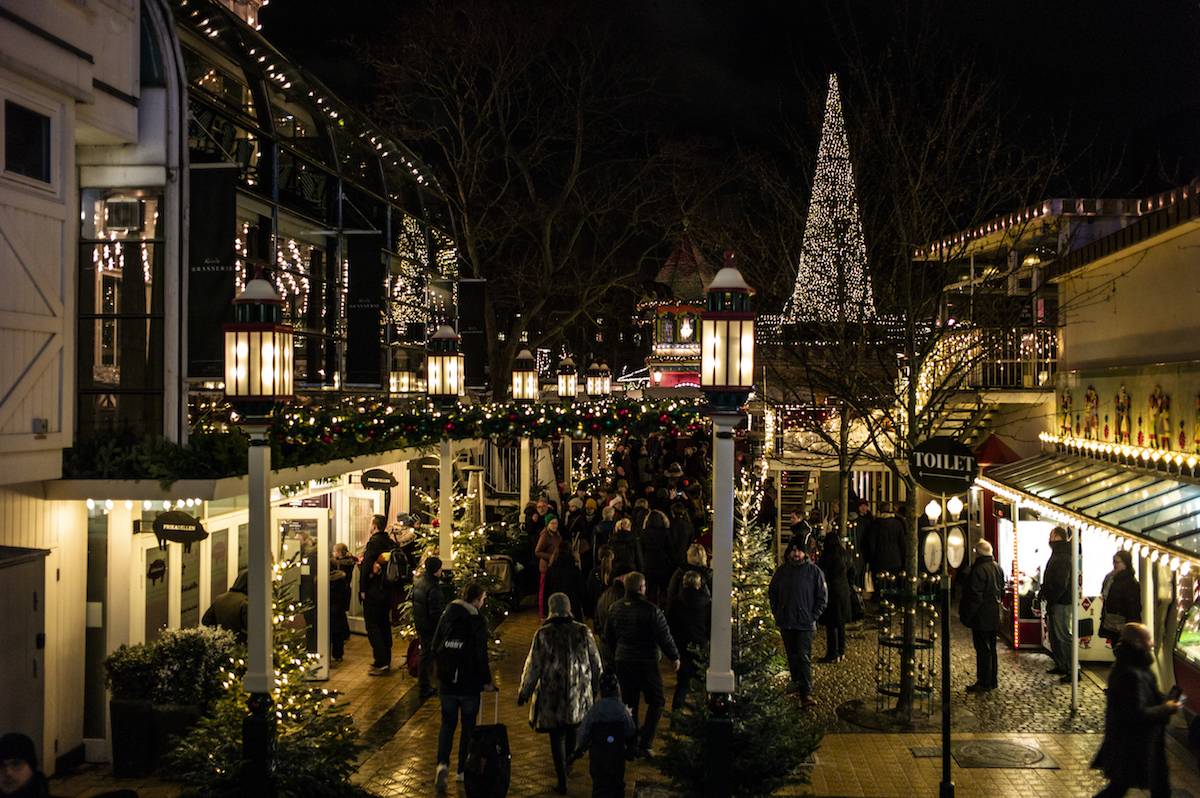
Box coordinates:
[405,638,422,678]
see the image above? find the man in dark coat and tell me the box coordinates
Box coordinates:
[202,570,249,642]
[960,540,1006,691]
[667,570,710,711]
[816,532,852,662]
[411,556,447,698]
[769,539,828,706]
[603,572,680,759]
[329,544,356,662]
[0,733,49,798]
[359,514,397,675]
[1092,623,1179,797]
[1038,526,1074,680]
[868,503,906,577]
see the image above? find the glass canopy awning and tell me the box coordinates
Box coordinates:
[983,453,1200,558]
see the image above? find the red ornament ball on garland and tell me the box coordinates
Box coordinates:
[659,413,670,424]
[320,434,333,444]
[618,408,630,417]
[444,422,455,433]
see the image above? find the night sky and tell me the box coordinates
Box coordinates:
[262,0,1200,196]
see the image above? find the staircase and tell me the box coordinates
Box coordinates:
[779,469,816,521]
[930,397,995,447]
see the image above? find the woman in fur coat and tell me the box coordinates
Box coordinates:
[519,592,604,795]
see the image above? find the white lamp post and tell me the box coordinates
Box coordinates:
[585,361,610,475]
[513,349,538,506]
[427,326,463,564]
[558,356,578,492]
[223,275,293,791]
[700,252,755,798]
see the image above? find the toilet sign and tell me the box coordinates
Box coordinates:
[909,437,979,495]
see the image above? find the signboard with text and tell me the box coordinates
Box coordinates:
[909,436,979,496]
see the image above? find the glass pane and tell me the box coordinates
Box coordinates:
[76,392,163,437]
[210,528,229,598]
[180,541,201,628]
[279,518,320,654]
[1106,487,1191,526]
[1052,470,1134,507]
[81,189,164,240]
[145,546,170,642]
[347,497,376,620]
[83,511,109,738]
[1090,482,1181,519]
[237,523,248,575]
[4,100,50,183]
[1038,466,1119,500]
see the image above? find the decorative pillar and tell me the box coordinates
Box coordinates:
[519,435,532,508]
[705,413,739,798]
[1070,526,1080,713]
[563,437,573,494]
[439,438,453,564]
[243,430,275,793]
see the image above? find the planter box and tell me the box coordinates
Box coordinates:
[151,703,203,768]
[109,698,155,777]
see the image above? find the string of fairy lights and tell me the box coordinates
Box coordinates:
[786,74,875,324]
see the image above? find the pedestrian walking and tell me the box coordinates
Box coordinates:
[585,546,616,620]
[1100,549,1142,645]
[431,581,496,792]
[594,574,626,665]
[411,556,447,698]
[545,540,586,621]
[571,671,637,798]
[1091,623,1179,797]
[609,517,644,578]
[518,593,603,795]
[0,733,48,798]
[536,516,564,619]
[867,503,906,578]
[603,572,680,759]
[201,570,249,642]
[359,513,397,675]
[816,531,852,663]
[668,502,694,570]
[1038,526,1075,681]
[769,538,828,707]
[665,543,712,610]
[667,570,710,711]
[329,543,356,662]
[960,540,1005,692]
[641,509,675,605]
[593,505,616,549]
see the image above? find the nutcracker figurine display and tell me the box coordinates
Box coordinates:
[1083,385,1100,439]
[1059,391,1073,437]
[1195,394,1200,454]
[1149,385,1170,450]
[1115,384,1131,444]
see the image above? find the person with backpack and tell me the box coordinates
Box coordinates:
[359,514,398,675]
[518,592,603,795]
[411,556,447,699]
[960,540,1006,692]
[571,671,637,798]
[431,581,495,792]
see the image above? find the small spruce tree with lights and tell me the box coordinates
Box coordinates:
[659,472,823,797]
[167,559,364,797]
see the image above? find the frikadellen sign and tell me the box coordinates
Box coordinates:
[908,436,979,496]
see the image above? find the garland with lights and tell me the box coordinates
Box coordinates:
[659,472,823,797]
[167,558,364,797]
[786,73,875,324]
[64,398,707,486]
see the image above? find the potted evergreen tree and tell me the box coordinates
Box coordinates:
[150,627,235,767]
[104,643,157,777]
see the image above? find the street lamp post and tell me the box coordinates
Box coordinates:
[427,325,464,564]
[585,361,610,475]
[513,349,538,506]
[924,494,967,798]
[224,275,294,795]
[558,356,578,493]
[699,253,755,798]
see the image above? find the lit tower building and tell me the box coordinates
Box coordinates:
[638,232,714,392]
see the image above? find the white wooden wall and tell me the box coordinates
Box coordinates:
[0,485,87,774]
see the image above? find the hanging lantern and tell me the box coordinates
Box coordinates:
[585,361,608,399]
[512,349,538,403]
[597,360,612,396]
[426,325,464,404]
[558,356,578,402]
[389,349,422,394]
[700,252,755,412]
[223,276,293,422]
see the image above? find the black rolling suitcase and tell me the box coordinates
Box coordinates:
[464,690,510,798]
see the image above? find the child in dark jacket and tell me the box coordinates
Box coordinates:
[572,671,636,798]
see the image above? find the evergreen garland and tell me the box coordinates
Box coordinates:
[659,474,823,797]
[167,559,366,797]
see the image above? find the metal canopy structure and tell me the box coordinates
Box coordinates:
[985,454,1200,557]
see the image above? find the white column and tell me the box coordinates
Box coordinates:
[519,435,532,507]
[707,413,739,694]
[439,437,453,564]
[315,514,330,680]
[563,437,573,494]
[245,430,274,695]
[1070,525,1080,713]
[1141,553,1155,648]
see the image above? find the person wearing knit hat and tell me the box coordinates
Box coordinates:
[412,556,447,698]
[960,538,1005,692]
[0,732,47,797]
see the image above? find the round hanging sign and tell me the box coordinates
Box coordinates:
[908,437,979,496]
[360,468,399,491]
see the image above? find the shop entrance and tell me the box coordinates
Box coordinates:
[273,505,330,680]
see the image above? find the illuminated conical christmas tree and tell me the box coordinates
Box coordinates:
[786,74,875,324]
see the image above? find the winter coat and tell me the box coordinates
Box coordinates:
[410,572,447,640]
[432,599,493,695]
[769,558,828,632]
[817,543,854,626]
[665,564,712,610]
[868,514,906,575]
[1100,568,1143,640]
[1091,643,1173,788]
[201,589,248,641]
[959,555,1005,632]
[535,528,563,574]
[609,529,644,577]
[594,581,625,640]
[329,555,356,613]
[669,516,695,565]
[756,492,778,530]
[668,586,711,664]
[641,511,675,580]
[1038,539,1072,606]
[359,530,396,605]
[519,616,603,731]
[592,519,615,549]
[576,695,636,752]
[544,556,586,621]
[604,592,680,664]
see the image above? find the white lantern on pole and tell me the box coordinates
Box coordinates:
[512,349,538,403]
[558,356,578,402]
[426,325,464,404]
[700,253,755,412]
[223,276,294,419]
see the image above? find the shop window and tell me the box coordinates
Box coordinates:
[237,523,248,575]
[180,542,201,628]
[77,188,165,438]
[4,100,51,183]
[210,528,229,598]
[145,546,171,643]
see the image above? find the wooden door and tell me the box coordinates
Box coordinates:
[0,550,46,757]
